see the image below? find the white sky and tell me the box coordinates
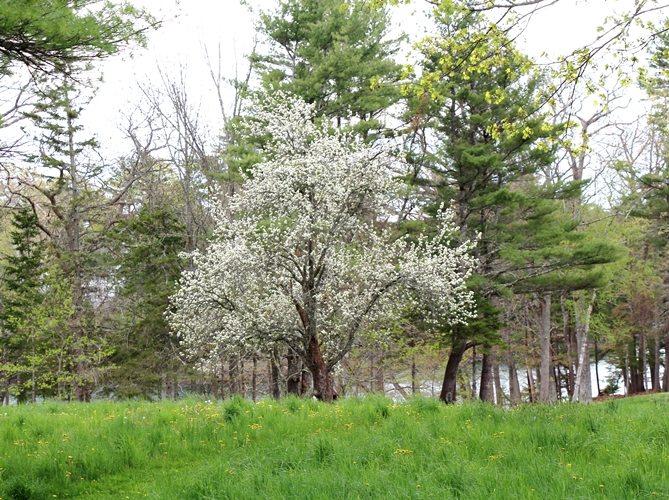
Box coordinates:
[81,0,651,155]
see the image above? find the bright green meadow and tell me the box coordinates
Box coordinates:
[0,394,668,499]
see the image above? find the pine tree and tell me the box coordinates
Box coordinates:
[252,0,403,139]
[108,206,186,399]
[0,208,46,402]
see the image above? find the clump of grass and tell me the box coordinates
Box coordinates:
[0,394,667,499]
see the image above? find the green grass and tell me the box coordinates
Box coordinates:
[0,394,668,499]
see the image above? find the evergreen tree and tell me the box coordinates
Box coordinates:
[0,0,155,76]
[0,208,46,402]
[108,206,186,399]
[0,208,74,402]
[405,6,618,402]
[252,0,403,139]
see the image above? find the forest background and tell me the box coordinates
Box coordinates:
[1,0,669,405]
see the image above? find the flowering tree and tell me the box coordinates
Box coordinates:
[168,93,476,402]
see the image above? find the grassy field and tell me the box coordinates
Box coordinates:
[0,394,667,499]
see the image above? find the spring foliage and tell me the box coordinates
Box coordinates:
[168,93,476,377]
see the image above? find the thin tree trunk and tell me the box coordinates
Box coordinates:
[539,293,553,403]
[229,356,241,395]
[525,356,536,403]
[623,345,629,396]
[492,349,503,406]
[629,340,639,394]
[270,347,281,399]
[501,327,520,404]
[562,296,575,399]
[640,329,648,393]
[375,351,384,394]
[554,365,561,400]
[252,354,257,402]
[523,324,536,403]
[594,340,601,396]
[471,345,477,399]
[653,332,661,392]
[212,371,219,400]
[664,331,669,392]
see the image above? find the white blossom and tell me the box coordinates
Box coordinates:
[168,93,476,398]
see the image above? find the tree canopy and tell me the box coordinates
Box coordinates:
[0,0,156,76]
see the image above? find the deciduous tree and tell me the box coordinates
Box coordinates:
[169,93,476,402]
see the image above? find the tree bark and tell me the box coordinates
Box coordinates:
[629,340,640,394]
[374,350,385,394]
[251,354,257,402]
[411,354,417,394]
[307,337,335,402]
[229,356,241,395]
[652,330,662,392]
[539,293,554,403]
[561,296,575,399]
[286,348,301,396]
[640,329,648,393]
[664,331,669,392]
[573,290,595,402]
[492,348,503,406]
[439,340,471,403]
[594,340,601,396]
[500,328,520,404]
[269,347,281,399]
[212,371,219,400]
[479,352,494,402]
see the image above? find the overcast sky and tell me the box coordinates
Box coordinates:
[81,0,642,155]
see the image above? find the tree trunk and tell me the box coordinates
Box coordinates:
[640,328,648,393]
[664,331,669,392]
[492,349,503,406]
[212,371,219,400]
[251,354,257,402]
[623,345,630,395]
[525,357,536,403]
[629,340,640,394]
[539,293,554,403]
[229,356,241,395]
[286,349,301,396]
[573,290,595,402]
[374,351,385,394]
[553,365,561,400]
[439,340,470,403]
[562,296,575,399]
[594,339,601,396]
[651,333,660,392]
[501,328,520,404]
[307,337,335,401]
[479,353,494,402]
[471,345,477,399]
[269,347,281,399]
